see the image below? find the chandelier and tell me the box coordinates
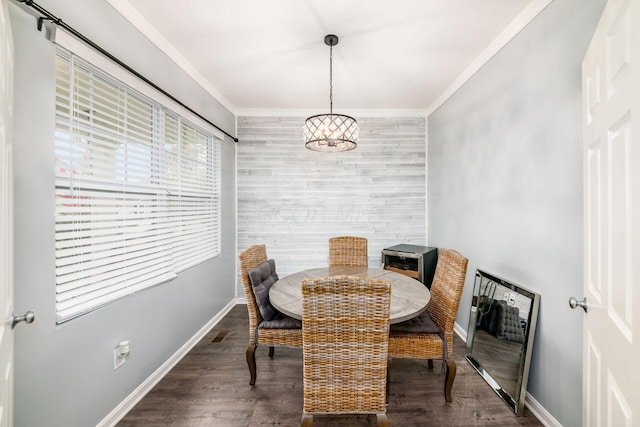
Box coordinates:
[304,35,359,152]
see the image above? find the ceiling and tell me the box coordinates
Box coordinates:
[107,0,548,115]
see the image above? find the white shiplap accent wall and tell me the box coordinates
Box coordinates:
[237,116,426,295]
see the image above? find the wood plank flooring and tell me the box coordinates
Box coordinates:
[118,305,543,426]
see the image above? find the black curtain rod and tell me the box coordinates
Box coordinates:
[15,0,239,143]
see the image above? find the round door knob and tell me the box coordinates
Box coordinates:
[11,310,35,329]
[569,297,588,313]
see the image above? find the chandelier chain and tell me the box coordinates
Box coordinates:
[329,43,333,115]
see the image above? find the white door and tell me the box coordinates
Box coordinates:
[0,0,15,425]
[582,0,639,425]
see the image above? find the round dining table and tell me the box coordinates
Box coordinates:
[269,266,430,324]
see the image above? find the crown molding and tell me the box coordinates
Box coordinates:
[425,0,554,116]
[235,108,428,118]
[105,0,236,115]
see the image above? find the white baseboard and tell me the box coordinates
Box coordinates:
[100,305,561,427]
[97,299,239,427]
[454,321,467,343]
[525,393,562,427]
[453,322,561,427]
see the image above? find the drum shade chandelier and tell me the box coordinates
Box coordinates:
[304,35,359,152]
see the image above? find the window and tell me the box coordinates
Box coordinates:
[54,49,221,323]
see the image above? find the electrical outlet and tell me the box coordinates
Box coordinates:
[508,292,516,306]
[114,348,126,369]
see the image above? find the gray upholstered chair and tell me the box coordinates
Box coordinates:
[238,244,302,386]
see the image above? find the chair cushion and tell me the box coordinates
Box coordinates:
[479,300,524,343]
[390,309,441,334]
[495,301,524,343]
[248,259,279,321]
[259,315,302,329]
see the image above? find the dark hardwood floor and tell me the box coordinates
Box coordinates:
[118,305,543,426]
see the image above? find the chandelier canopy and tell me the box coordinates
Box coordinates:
[304,35,359,152]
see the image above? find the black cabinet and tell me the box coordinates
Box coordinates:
[381,244,438,289]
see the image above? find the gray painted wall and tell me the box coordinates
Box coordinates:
[428,0,605,425]
[8,0,610,424]
[237,116,426,295]
[10,1,236,426]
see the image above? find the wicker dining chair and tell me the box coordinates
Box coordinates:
[301,276,391,427]
[238,244,302,386]
[328,235,368,268]
[388,248,468,402]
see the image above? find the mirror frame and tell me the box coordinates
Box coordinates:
[465,269,540,416]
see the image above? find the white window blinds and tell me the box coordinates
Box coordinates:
[54,49,221,323]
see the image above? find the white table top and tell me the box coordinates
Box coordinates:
[269,267,430,324]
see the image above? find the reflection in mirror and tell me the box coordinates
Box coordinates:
[465,269,540,416]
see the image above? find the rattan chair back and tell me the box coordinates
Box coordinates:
[301,276,391,426]
[427,248,469,357]
[239,244,268,339]
[328,235,368,268]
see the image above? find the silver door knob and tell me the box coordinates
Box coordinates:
[569,297,588,313]
[11,310,35,329]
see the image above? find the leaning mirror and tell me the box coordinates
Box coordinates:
[465,269,540,416]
